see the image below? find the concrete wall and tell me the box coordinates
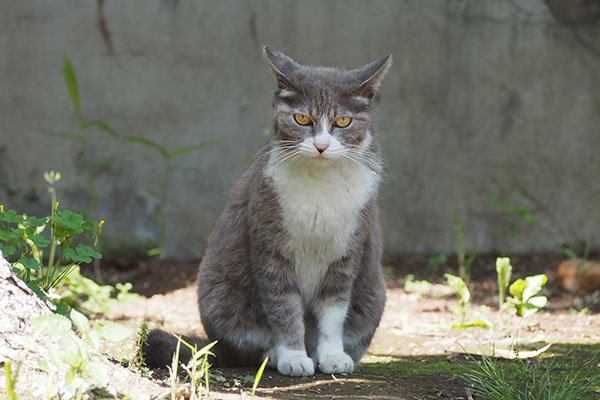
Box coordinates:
[1,0,599,259]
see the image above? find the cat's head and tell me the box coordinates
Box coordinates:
[263,46,391,167]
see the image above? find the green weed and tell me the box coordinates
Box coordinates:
[505,274,548,318]
[451,210,477,282]
[30,309,132,399]
[426,254,447,272]
[487,199,535,234]
[125,322,153,378]
[496,257,548,317]
[163,335,216,399]
[0,172,138,316]
[123,136,216,259]
[403,274,432,294]
[445,273,492,329]
[0,173,102,294]
[58,266,139,316]
[46,57,121,223]
[496,257,512,311]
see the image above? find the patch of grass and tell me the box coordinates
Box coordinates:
[460,350,600,400]
[359,344,600,399]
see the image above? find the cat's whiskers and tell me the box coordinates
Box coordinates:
[345,147,386,174]
[270,148,304,169]
[338,152,365,169]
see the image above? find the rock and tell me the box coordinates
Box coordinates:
[555,259,600,292]
[0,255,164,399]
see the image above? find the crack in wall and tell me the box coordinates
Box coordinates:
[97,0,114,55]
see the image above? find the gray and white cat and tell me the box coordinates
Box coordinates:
[145,46,391,377]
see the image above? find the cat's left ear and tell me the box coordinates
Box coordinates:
[263,46,301,89]
[352,55,393,99]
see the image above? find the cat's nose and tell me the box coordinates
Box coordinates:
[314,143,329,153]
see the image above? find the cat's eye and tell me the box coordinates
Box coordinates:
[334,116,352,128]
[294,114,312,126]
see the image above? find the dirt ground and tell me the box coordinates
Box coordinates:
[96,253,600,399]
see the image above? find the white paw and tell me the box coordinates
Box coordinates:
[318,352,354,374]
[277,350,315,377]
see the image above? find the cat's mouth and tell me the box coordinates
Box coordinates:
[312,154,329,161]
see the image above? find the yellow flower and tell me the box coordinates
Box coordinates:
[98,220,105,228]
[54,202,59,212]
[0,205,3,213]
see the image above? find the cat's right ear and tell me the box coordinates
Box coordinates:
[263,46,300,89]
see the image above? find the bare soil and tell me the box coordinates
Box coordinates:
[96,253,600,399]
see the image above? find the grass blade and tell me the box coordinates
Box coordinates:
[82,120,120,138]
[5,362,18,400]
[94,156,116,171]
[167,165,203,174]
[166,140,218,159]
[251,356,269,399]
[123,135,168,158]
[64,56,82,124]
[42,131,85,142]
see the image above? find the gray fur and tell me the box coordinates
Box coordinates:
[145,47,391,374]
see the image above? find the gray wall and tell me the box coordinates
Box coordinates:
[1,0,599,259]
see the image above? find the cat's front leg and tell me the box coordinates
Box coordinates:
[313,259,356,374]
[314,301,354,374]
[252,253,315,377]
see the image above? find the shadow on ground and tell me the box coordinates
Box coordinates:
[204,343,600,400]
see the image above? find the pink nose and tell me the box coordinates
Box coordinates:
[314,143,329,153]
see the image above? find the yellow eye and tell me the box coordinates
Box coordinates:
[334,116,352,128]
[294,114,312,126]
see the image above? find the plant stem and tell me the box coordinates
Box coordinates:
[81,123,99,222]
[46,185,58,289]
[157,159,170,260]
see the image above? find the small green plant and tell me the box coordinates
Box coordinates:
[451,210,477,282]
[505,274,548,318]
[426,254,447,272]
[123,136,216,259]
[496,257,512,311]
[488,199,536,234]
[460,351,600,400]
[0,173,103,301]
[47,57,121,222]
[496,257,549,318]
[58,266,139,316]
[403,274,432,294]
[166,335,217,400]
[30,309,132,399]
[445,273,492,328]
[128,322,152,377]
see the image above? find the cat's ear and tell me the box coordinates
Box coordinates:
[263,46,300,88]
[352,55,392,99]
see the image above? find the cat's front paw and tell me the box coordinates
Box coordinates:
[277,349,315,377]
[318,352,354,374]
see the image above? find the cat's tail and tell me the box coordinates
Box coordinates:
[143,329,215,369]
[144,329,267,369]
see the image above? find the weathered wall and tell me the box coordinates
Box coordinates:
[1,0,599,258]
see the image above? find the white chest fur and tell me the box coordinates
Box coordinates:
[265,150,379,302]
